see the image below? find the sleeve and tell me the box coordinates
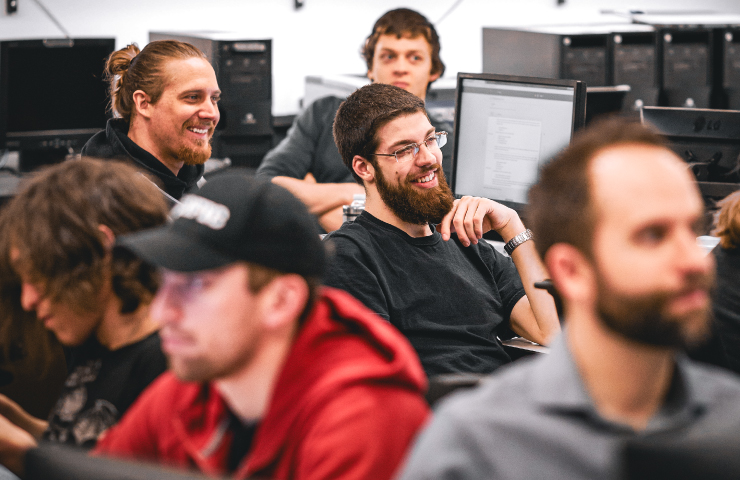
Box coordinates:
[256,97,334,180]
[396,408,491,480]
[293,385,430,480]
[488,246,526,319]
[322,233,391,321]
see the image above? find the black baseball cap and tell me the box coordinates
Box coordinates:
[118,172,326,278]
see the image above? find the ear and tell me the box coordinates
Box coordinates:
[132,90,153,119]
[367,68,375,82]
[352,155,375,184]
[544,243,596,305]
[97,224,116,251]
[256,274,309,334]
[428,70,441,83]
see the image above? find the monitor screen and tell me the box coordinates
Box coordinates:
[0,38,114,154]
[450,73,586,214]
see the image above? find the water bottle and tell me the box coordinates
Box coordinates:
[342,194,365,223]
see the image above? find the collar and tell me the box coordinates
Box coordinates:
[530,333,708,433]
[357,210,441,246]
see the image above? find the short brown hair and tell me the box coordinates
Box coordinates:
[527,117,668,259]
[713,191,740,249]
[105,40,207,124]
[0,158,169,320]
[246,262,320,326]
[362,8,445,87]
[333,83,427,184]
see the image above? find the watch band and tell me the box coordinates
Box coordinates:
[504,229,533,256]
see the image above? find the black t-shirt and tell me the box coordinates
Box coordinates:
[323,211,525,376]
[43,332,167,448]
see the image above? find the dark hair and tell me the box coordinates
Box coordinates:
[105,40,207,124]
[362,8,445,87]
[713,191,740,249]
[333,83,427,184]
[527,117,667,260]
[0,158,169,320]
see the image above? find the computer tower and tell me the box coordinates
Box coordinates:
[657,27,714,108]
[482,26,609,87]
[610,31,660,111]
[149,32,272,168]
[722,27,740,110]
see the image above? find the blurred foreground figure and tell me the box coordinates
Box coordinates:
[19,172,428,480]
[399,118,740,480]
[0,158,169,472]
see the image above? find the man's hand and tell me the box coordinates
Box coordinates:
[438,196,524,246]
[0,414,37,476]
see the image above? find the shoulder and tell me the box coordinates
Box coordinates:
[683,358,740,401]
[300,95,344,125]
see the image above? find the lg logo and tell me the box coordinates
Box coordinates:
[693,116,722,132]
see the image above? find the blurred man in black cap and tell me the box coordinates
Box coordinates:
[0,172,430,480]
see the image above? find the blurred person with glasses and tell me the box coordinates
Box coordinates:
[323,83,559,377]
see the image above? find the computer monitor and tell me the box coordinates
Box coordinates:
[0,38,114,171]
[450,73,586,217]
[640,106,740,200]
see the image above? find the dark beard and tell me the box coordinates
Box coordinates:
[375,164,454,225]
[595,268,714,350]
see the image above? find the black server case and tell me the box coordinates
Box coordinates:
[657,27,714,109]
[610,31,659,112]
[482,25,659,120]
[149,32,272,168]
[482,27,609,87]
[721,27,740,110]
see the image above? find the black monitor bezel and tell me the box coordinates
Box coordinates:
[449,72,587,214]
[0,37,115,151]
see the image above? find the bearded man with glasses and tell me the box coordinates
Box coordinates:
[324,83,560,376]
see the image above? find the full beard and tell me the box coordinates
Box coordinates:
[177,123,214,166]
[595,269,715,350]
[375,164,455,225]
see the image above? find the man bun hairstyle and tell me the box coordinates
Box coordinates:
[527,116,668,260]
[362,8,445,81]
[333,83,427,184]
[105,40,207,124]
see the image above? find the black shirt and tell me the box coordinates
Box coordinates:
[323,211,525,376]
[43,332,167,448]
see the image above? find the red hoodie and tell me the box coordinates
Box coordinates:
[94,287,430,480]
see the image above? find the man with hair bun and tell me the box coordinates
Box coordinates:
[257,8,453,232]
[82,40,221,201]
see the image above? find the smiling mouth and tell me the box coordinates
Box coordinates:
[411,170,436,184]
[187,126,211,135]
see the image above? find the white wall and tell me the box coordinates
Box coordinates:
[2,0,740,114]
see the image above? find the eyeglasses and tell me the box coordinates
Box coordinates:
[373,131,447,163]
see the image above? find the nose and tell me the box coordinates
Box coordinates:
[199,99,220,125]
[415,142,439,167]
[20,282,41,311]
[149,283,183,328]
[678,229,713,277]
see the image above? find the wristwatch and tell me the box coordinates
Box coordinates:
[504,229,533,256]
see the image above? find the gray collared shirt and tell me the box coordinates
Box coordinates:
[399,333,740,480]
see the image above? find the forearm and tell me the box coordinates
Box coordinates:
[0,395,47,439]
[0,415,37,477]
[271,176,364,216]
[508,241,560,345]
